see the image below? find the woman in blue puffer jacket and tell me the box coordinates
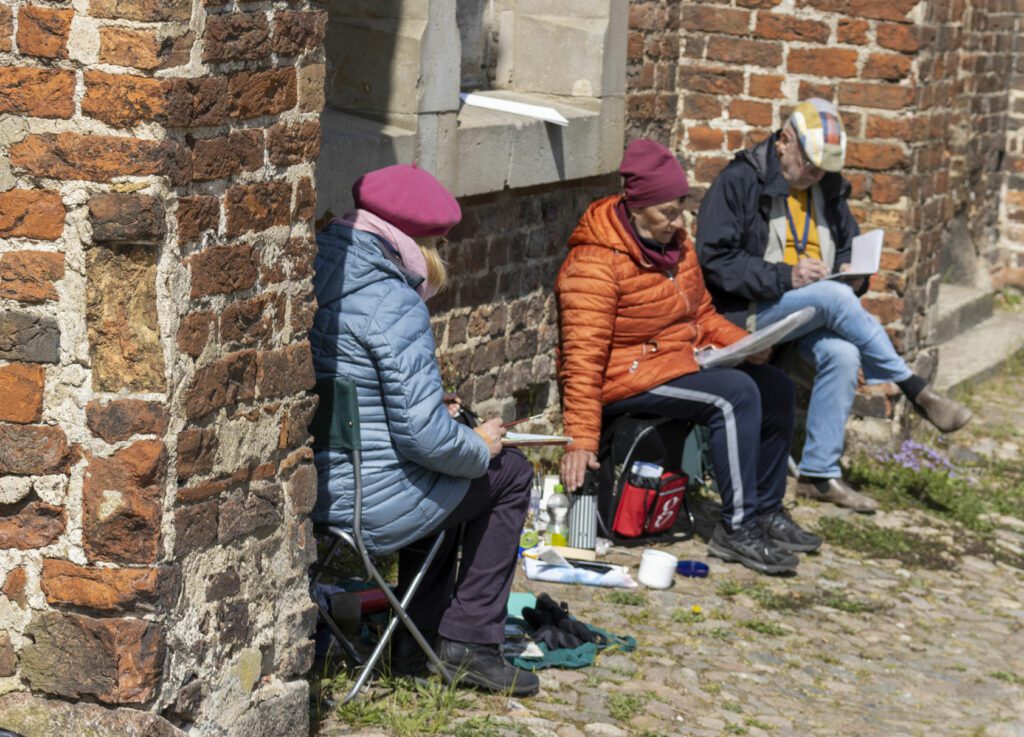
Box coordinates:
[310,163,538,697]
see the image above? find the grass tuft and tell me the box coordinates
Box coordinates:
[606,692,649,721]
[815,516,951,569]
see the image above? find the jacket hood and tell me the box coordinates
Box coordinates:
[568,195,677,268]
[736,131,848,202]
[314,222,420,308]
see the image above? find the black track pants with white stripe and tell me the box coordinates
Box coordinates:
[605,363,795,530]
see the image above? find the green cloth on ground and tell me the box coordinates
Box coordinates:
[506,615,636,671]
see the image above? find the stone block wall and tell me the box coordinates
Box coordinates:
[0,1,325,735]
[627,0,1023,365]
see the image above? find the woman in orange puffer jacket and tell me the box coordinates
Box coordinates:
[556,140,819,575]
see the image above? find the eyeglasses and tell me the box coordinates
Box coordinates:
[795,140,823,175]
[436,236,449,250]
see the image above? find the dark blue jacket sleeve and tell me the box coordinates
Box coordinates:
[696,167,794,302]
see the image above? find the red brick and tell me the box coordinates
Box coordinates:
[850,0,917,21]
[0,364,44,424]
[706,36,782,67]
[176,195,219,245]
[0,190,65,240]
[728,99,773,126]
[267,119,321,166]
[749,73,784,99]
[86,399,168,443]
[797,81,836,102]
[88,193,165,244]
[82,441,166,564]
[678,67,739,99]
[865,114,911,139]
[203,12,270,63]
[737,0,782,6]
[16,5,73,59]
[41,559,177,612]
[0,67,75,118]
[20,611,165,704]
[839,82,915,110]
[224,181,292,237]
[681,6,751,35]
[294,177,316,224]
[98,28,161,70]
[271,9,327,56]
[10,133,190,184]
[871,173,908,203]
[0,501,65,550]
[845,171,868,199]
[90,0,190,22]
[220,294,277,345]
[164,76,229,128]
[797,0,848,10]
[837,18,869,44]
[863,52,912,80]
[256,342,315,399]
[82,71,166,128]
[726,130,745,149]
[683,93,722,119]
[788,48,858,77]
[0,7,11,52]
[876,23,920,53]
[183,350,257,419]
[2,566,27,606]
[228,68,297,119]
[176,311,212,358]
[191,129,263,181]
[174,500,218,554]
[694,156,731,183]
[188,243,259,297]
[0,251,64,303]
[860,294,905,323]
[754,13,830,42]
[688,126,725,151]
[0,423,69,475]
[176,427,218,478]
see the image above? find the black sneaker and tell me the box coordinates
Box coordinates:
[759,507,822,554]
[707,522,798,575]
[428,637,540,696]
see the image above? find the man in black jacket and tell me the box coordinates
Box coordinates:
[696,98,971,513]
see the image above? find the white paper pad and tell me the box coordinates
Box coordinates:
[696,307,817,370]
[825,228,883,280]
[503,431,572,446]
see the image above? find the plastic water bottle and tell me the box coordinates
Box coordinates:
[545,483,570,546]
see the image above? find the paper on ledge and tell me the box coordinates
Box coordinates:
[696,306,817,370]
[460,92,570,126]
[824,228,883,280]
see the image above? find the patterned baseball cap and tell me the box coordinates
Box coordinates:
[789,98,846,172]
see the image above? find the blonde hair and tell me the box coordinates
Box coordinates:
[414,237,449,294]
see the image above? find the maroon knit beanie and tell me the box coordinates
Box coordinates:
[619,139,690,209]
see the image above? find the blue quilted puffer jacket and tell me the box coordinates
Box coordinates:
[309,222,491,554]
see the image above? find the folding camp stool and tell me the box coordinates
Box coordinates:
[308,376,451,704]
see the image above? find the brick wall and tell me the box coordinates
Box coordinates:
[999,6,1024,280]
[627,0,1023,367]
[0,1,325,734]
[431,176,617,425]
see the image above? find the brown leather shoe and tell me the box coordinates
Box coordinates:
[796,477,878,514]
[911,387,972,434]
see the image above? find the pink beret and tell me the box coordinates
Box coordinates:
[352,163,462,237]
[619,139,690,210]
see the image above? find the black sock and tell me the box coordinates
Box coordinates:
[898,374,927,402]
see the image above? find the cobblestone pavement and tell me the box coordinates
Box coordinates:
[319,368,1024,737]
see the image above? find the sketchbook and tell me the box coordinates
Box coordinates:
[695,306,817,370]
[824,229,883,280]
[502,431,573,447]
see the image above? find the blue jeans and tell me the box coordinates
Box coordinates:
[755,280,912,479]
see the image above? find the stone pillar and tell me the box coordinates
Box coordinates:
[0,0,325,734]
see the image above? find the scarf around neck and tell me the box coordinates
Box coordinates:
[332,208,435,300]
[614,200,682,271]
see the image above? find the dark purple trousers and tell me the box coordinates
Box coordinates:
[397,448,532,645]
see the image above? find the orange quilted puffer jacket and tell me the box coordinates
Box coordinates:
[556,195,749,453]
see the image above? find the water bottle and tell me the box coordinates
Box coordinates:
[629,461,663,490]
[545,483,570,546]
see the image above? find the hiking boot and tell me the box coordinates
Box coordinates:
[759,507,822,554]
[796,476,878,513]
[387,628,434,678]
[706,522,798,575]
[911,387,972,434]
[428,637,540,697]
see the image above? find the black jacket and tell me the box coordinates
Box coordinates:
[696,132,861,326]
